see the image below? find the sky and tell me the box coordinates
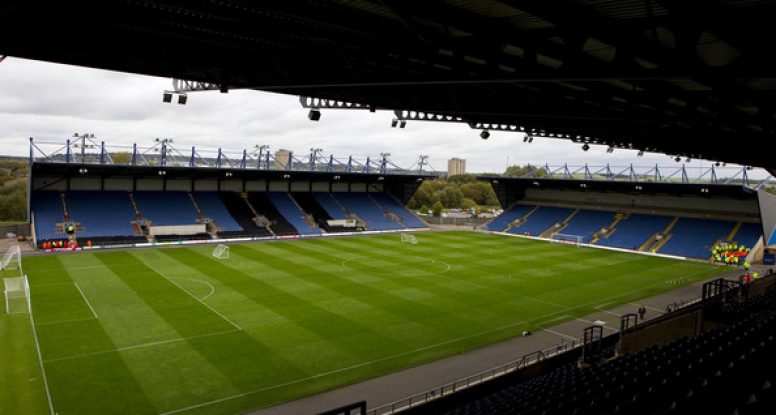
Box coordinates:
[0,57,764,178]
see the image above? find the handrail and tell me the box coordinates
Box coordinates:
[365,337,583,415]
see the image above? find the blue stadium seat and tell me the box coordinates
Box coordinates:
[597,213,673,250]
[31,191,65,242]
[483,203,536,231]
[192,192,241,232]
[368,193,427,228]
[312,192,348,219]
[134,191,199,226]
[333,192,403,230]
[559,210,615,243]
[509,206,574,236]
[66,191,137,238]
[266,192,321,235]
[659,218,736,258]
[732,222,762,248]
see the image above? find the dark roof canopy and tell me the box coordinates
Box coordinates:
[3,1,776,168]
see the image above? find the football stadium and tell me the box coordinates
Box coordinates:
[2,2,776,415]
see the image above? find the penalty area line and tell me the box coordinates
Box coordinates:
[73,282,99,319]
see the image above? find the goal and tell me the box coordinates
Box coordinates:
[4,275,30,315]
[212,243,230,259]
[550,233,583,246]
[0,245,22,272]
[400,233,418,245]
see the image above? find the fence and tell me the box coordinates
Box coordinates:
[366,337,582,415]
[1,224,29,237]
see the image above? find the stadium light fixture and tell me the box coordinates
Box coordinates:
[162,92,173,103]
[686,157,691,163]
[715,161,721,167]
[674,156,681,162]
[582,144,590,152]
[480,130,490,140]
[158,170,166,176]
[225,172,233,177]
[635,185,643,190]
[637,150,644,157]
[391,119,398,128]
[177,94,187,105]
[606,146,614,153]
[78,168,88,174]
[283,174,291,179]
[308,108,321,121]
[399,120,407,128]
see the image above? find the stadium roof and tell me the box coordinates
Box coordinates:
[3,1,776,169]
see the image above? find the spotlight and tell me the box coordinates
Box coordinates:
[480,130,490,140]
[528,136,533,143]
[220,84,229,94]
[637,150,644,157]
[715,161,721,167]
[675,156,681,162]
[391,119,398,128]
[308,108,321,121]
[606,146,614,153]
[162,92,173,103]
[686,157,691,163]
[582,144,590,152]
[399,120,406,128]
[177,94,187,105]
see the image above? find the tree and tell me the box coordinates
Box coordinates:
[112,151,132,164]
[460,198,477,209]
[504,164,548,177]
[432,201,444,217]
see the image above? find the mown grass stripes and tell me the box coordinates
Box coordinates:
[3,231,725,415]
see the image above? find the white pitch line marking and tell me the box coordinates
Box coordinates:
[27,287,56,415]
[577,318,619,332]
[73,282,98,319]
[44,329,240,364]
[630,303,663,313]
[155,271,242,331]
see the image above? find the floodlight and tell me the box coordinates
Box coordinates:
[308,109,321,121]
[162,92,173,103]
[582,144,590,151]
[480,130,490,140]
[177,94,187,105]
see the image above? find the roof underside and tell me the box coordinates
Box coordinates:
[3,1,776,168]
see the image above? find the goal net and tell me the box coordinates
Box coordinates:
[400,233,418,245]
[212,244,230,259]
[550,233,583,246]
[0,245,21,272]
[4,275,30,315]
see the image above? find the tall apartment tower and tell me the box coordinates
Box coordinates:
[447,158,466,176]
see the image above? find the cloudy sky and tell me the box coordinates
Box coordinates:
[0,57,761,177]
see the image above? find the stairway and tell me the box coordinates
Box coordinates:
[248,193,298,236]
[218,192,272,237]
[592,212,627,244]
[505,205,540,232]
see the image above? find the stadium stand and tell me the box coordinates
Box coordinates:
[402,277,776,415]
[66,191,144,244]
[218,192,272,237]
[596,213,674,251]
[31,191,66,243]
[292,192,353,233]
[247,192,299,236]
[266,192,320,235]
[312,192,348,220]
[134,191,200,226]
[733,222,764,248]
[507,206,574,236]
[192,192,242,232]
[483,203,536,231]
[558,209,615,243]
[333,192,403,230]
[369,192,427,228]
[659,218,736,258]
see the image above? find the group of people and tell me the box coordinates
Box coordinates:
[712,242,749,264]
[40,239,92,250]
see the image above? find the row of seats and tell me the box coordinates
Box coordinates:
[32,191,425,245]
[486,203,762,258]
[409,293,775,415]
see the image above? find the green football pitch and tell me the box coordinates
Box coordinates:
[1,231,725,415]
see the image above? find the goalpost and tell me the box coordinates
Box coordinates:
[0,245,22,272]
[550,233,583,246]
[4,275,30,315]
[400,233,418,245]
[212,243,230,259]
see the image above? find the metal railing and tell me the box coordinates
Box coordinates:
[366,338,582,415]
